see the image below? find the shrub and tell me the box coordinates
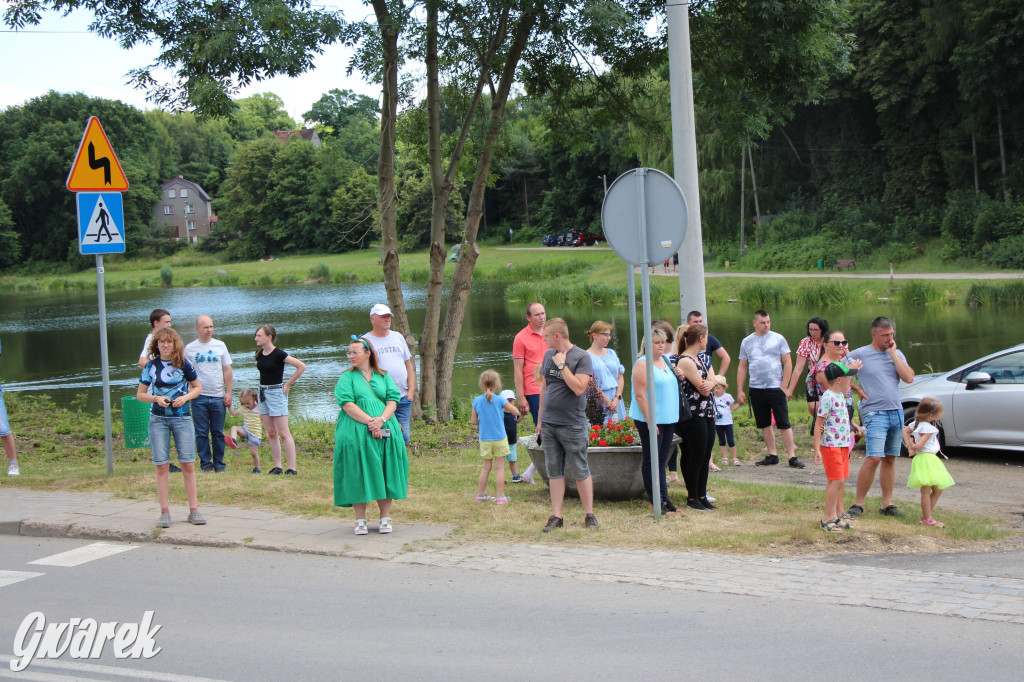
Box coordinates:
[307,263,330,283]
[979,235,1024,270]
[899,280,939,305]
[159,265,173,288]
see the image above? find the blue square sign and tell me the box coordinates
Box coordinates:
[77,192,126,255]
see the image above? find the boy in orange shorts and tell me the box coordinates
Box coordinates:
[813,362,864,532]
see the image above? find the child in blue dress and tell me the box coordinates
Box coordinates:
[471,370,520,504]
[902,398,954,527]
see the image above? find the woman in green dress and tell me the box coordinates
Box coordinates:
[334,337,409,535]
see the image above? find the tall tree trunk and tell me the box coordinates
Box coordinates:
[997,101,1008,204]
[371,0,410,339]
[747,144,761,247]
[739,144,746,256]
[972,131,980,193]
[418,1,447,423]
[435,6,540,420]
[418,4,506,422]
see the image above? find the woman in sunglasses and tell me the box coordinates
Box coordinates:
[810,330,867,430]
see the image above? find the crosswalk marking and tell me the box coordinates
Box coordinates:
[0,655,230,681]
[0,570,44,588]
[28,542,137,567]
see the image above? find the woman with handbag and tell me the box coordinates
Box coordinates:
[674,323,719,511]
[786,317,828,427]
[628,328,680,514]
[333,337,409,535]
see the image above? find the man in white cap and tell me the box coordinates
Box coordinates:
[363,304,416,443]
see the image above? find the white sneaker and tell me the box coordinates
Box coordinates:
[475,493,495,502]
[7,461,19,476]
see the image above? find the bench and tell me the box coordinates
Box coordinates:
[835,259,856,270]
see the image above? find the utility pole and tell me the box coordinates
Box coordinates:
[667,0,707,321]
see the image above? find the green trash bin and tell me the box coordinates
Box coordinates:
[817,258,824,269]
[121,396,151,449]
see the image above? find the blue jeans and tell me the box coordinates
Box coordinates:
[862,408,903,458]
[395,396,413,444]
[192,395,226,470]
[0,384,11,438]
[148,415,196,466]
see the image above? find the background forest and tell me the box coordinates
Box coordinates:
[1,0,1022,274]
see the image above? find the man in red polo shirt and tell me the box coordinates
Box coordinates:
[513,302,546,484]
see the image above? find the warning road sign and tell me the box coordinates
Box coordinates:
[77,192,126,254]
[66,117,129,192]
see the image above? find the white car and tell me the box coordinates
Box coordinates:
[899,343,1024,452]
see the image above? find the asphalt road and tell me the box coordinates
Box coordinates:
[1,536,1022,681]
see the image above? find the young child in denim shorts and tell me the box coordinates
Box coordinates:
[226,389,263,474]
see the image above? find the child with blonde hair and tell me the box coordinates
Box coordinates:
[903,398,954,527]
[471,370,520,503]
[226,389,263,473]
[713,377,741,466]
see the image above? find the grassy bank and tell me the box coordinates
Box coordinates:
[0,247,619,292]
[1,392,1008,555]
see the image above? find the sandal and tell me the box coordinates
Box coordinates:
[922,518,946,528]
[820,519,843,533]
[379,517,393,534]
[833,517,853,530]
[354,519,368,536]
[709,462,722,472]
[732,458,742,466]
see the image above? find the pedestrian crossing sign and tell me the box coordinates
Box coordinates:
[67,117,129,192]
[77,192,126,254]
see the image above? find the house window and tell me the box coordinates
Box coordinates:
[163,206,173,214]
[168,189,176,198]
[187,220,196,231]
[180,189,188,198]
[185,204,195,214]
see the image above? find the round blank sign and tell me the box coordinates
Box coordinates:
[601,168,687,265]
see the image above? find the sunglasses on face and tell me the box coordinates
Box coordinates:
[829,340,849,346]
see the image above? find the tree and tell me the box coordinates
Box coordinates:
[4,0,345,117]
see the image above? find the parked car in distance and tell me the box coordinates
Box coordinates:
[568,230,603,246]
[898,343,1024,453]
[542,234,560,246]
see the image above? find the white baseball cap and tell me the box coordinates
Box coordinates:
[370,303,392,317]
[499,389,516,402]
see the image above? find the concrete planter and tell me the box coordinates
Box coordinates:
[520,433,647,501]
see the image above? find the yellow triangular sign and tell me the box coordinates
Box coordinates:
[66,117,129,192]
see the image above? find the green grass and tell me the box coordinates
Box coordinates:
[2,391,1010,554]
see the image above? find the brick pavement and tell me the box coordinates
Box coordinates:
[394,543,1024,624]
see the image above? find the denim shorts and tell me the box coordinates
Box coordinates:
[862,409,903,458]
[540,422,590,480]
[148,415,196,466]
[505,442,518,463]
[240,425,262,448]
[258,385,288,417]
[0,386,11,438]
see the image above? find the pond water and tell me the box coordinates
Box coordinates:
[0,281,1019,421]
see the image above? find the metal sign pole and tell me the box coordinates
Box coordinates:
[95,255,114,473]
[635,170,660,520]
[627,264,638,363]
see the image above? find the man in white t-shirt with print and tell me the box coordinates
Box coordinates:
[185,315,233,472]
[736,309,805,469]
[363,304,416,444]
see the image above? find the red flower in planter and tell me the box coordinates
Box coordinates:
[591,424,601,431]
[598,439,608,446]
[624,435,634,444]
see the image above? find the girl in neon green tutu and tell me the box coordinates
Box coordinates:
[902,398,954,527]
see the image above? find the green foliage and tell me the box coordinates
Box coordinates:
[159,265,173,288]
[899,280,939,305]
[967,281,1024,307]
[307,263,330,283]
